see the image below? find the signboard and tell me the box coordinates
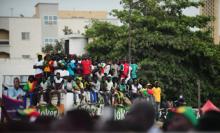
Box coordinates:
[37,104,64,118]
[114,105,129,120]
[77,104,129,120]
[37,103,129,120]
[77,104,105,116]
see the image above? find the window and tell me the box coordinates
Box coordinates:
[44,16,57,25]
[21,32,30,40]
[44,38,57,45]
[53,16,57,24]
[22,55,30,59]
[44,16,48,24]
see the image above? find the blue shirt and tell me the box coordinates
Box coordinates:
[7,87,25,100]
[67,60,76,76]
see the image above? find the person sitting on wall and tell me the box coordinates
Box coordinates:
[90,76,100,104]
[49,72,65,106]
[73,77,84,105]
[23,75,38,107]
[39,76,52,104]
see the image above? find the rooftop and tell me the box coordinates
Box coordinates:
[35,3,58,7]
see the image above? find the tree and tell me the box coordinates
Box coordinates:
[85,0,220,106]
[54,39,64,54]
[42,40,64,54]
[42,44,53,54]
[63,26,73,35]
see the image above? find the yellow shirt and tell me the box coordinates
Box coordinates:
[152,87,161,102]
[73,82,84,90]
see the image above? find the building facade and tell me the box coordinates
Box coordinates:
[200,0,220,44]
[0,17,42,76]
[0,3,120,77]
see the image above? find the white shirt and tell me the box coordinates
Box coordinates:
[66,81,73,91]
[53,61,57,67]
[125,66,132,83]
[53,77,64,89]
[54,69,69,77]
[54,77,63,84]
[91,65,96,71]
[104,64,111,75]
[35,60,43,75]
[91,81,101,92]
[111,64,119,77]
[62,70,70,77]
[131,84,142,93]
[106,81,113,92]
[40,80,50,91]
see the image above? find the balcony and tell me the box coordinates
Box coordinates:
[0,29,9,45]
[0,39,9,45]
[0,39,10,57]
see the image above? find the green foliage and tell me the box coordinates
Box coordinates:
[63,26,73,35]
[86,21,128,60]
[42,44,53,54]
[54,40,64,54]
[42,40,64,54]
[85,0,220,106]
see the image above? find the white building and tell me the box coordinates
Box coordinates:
[0,17,42,75]
[0,3,120,81]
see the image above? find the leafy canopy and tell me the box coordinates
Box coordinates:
[85,0,220,106]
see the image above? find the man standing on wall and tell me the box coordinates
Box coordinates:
[152,81,161,120]
[33,54,44,81]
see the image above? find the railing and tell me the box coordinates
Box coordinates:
[0,40,9,45]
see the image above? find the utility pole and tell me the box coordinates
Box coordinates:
[128,2,132,64]
[197,79,201,109]
[128,0,144,64]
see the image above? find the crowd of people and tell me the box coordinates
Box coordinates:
[3,53,161,111]
[1,53,220,132]
[1,98,220,132]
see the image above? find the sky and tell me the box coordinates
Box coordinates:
[0,0,199,17]
[0,0,122,17]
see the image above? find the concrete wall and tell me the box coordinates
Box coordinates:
[69,37,88,55]
[0,18,9,30]
[36,3,58,18]
[9,18,42,59]
[0,58,35,75]
[36,3,58,43]
[58,18,90,35]
[58,18,120,36]
[100,19,121,26]
[58,10,108,19]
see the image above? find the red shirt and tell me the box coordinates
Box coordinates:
[147,89,154,95]
[81,59,92,75]
[121,63,129,79]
